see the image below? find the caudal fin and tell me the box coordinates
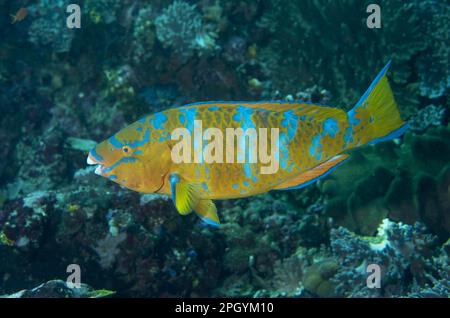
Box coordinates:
[345,61,408,148]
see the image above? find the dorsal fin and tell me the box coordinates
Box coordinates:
[274,154,349,190]
[182,101,343,115]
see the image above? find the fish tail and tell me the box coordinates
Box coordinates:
[346,61,408,147]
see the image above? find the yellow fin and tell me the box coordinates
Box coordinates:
[194,199,220,227]
[169,174,200,215]
[347,61,407,147]
[274,154,349,190]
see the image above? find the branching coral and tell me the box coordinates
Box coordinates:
[155,1,217,61]
[330,219,441,297]
[28,1,75,53]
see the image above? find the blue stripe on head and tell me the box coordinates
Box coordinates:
[103,157,137,173]
[128,128,150,149]
[89,148,103,161]
[109,135,124,148]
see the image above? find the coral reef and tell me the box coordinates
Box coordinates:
[28,1,75,53]
[320,125,450,239]
[1,280,114,298]
[0,0,447,298]
[155,1,217,61]
[330,219,446,297]
[409,105,447,132]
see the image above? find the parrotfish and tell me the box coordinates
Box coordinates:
[87,62,407,226]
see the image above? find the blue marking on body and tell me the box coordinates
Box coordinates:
[309,135,321,157]
[279,133,289,170]
[136,127,143,132]
[243,163,252,178]
[276,156,350,191]
[169,174,180,203]
[232,106,254,127]
[243,180,250,187]
[208,106,219,111]
[158,131,170,142]
[109,175,118,180]
[201,182,209,191]
[323,118,339,138]
[232,183,239,189]
[179,114,186,124]
[343,127,354,146]
[179,108,197,133]
[233,106,257,176]
[150,112,168,129]
[103,157,137,173]
[281,110,299,140]
[347,109,361,126]
[133,150,143,155]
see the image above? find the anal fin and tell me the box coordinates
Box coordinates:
[194,199,220,227]
[274,154,349,191]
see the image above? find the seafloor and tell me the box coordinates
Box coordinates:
[0,0,448,297]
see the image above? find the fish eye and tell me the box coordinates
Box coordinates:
[122,146,131,154]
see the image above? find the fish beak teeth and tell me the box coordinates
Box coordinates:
[94,165,104,176]
[87,155,96,165]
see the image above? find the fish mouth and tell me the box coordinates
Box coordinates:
[87,153,106,176]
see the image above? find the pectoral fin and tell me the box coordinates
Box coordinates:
[274,154,349,190]
[194,199,220,227]
[169,173,201,215]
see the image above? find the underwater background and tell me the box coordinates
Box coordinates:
[0,0,448,298]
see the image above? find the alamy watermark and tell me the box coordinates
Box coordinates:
[171,120,280,174]
[66,263,81,288]
[367,4,381,29]
[366,263,381,289]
